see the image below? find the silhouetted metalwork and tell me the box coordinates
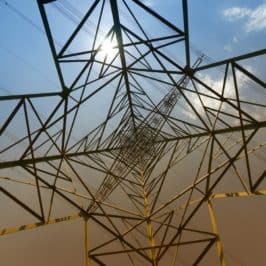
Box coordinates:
[0,0,265,265]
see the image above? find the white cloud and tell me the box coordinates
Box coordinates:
[142,0,154,7]
[223,7,251,21]
[233,36,238,43]
[224,44,232,52]
[223,37,238,53]
[245,4,266,32]
[182,65,265,122]
[223,4,266,33]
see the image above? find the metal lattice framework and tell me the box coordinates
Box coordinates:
[1,0,265,265]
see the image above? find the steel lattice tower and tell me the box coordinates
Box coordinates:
[0,0,265,265]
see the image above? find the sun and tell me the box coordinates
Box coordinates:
[100,39,118,57]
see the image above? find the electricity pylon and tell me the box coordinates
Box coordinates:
[0,0,265,265]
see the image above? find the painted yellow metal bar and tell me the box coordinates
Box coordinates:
[84,218,91,266]
[140,171,157,265]
[168,189,266,218]
[210,189,266,199]
[0,176,143,217]
[0,214,81,236]
[1,189,264,238]
[207,201,226,266]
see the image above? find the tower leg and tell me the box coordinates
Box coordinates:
[140,171,157,265]
[208,201,226,266]
[84,218,91,266]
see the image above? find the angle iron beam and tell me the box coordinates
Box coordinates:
[110,0,136,129]
[195,49,266,72]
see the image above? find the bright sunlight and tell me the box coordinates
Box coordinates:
[100,39,118,57]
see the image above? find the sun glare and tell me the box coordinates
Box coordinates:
[100,39,117,57]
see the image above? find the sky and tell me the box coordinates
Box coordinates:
[0,1,265,266]
[0,0,265,96]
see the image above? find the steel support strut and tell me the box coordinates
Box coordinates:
[207,201,226,266]
[140,170,157,265]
